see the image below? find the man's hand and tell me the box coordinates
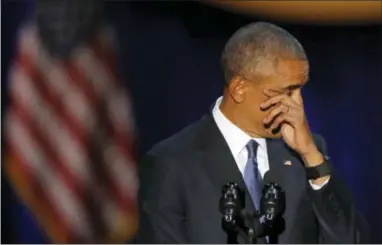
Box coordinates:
[260,89,323,167]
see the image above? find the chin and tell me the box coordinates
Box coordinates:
[264,132,282,139]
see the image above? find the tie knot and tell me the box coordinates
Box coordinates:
[246,140,258,159]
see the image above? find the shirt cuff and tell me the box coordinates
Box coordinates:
[309,177,330,190]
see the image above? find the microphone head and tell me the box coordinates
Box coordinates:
[262,170,281,194]
[263,170,276,185]
[220,182,244,232]
[219,182,244,215]
[261,171,285,217]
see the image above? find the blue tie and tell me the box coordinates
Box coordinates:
[244,140,262,210]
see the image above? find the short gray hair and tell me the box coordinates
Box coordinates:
[221,22,307,83]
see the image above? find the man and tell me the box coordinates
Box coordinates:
[137,22,368,243]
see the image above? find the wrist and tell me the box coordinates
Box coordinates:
[301,148,324,167]
[310,176,330,186]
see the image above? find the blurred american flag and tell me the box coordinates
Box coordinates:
[4,22,138,243]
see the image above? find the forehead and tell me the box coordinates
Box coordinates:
[273,59,309,84]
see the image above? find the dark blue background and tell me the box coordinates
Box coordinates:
[2,1,381,243]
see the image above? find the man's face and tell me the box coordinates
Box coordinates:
[240,59,309,138]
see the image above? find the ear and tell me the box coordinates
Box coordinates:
[228,77,246,103]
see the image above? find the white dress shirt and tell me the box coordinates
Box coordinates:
[212,97,327,190]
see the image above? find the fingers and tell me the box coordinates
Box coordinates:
[263,88,282,97]
[261,89,306,130]
[264,105,300,131]
[269,113,294,131]
[260,90,299,110]
[263,103,289,125]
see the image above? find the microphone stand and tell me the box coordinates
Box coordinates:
[220,181,285,244]
[222,212,265,244]
[242,212,266,244]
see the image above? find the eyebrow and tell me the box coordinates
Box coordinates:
[281,76,309,91]
[283,84,303,91]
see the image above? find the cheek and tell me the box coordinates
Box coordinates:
[255,95,272,120]
[257,106,270,122]
[244,93,266,118]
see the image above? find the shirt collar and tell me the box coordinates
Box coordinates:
[212,97,267,157]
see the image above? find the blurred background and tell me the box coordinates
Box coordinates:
[2,0,381,243]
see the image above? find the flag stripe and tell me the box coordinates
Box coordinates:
[44,65,96,137]
[9,81,94,241]
[89,35,118,84]
[66,46,138,237]
[63,61,129,208]
[64,50,136,241]
[5,23,138,243]
[10,93,85,207]
[74,50,116,97]
[13,54,102,239]
[64,58,137,209]
[5,115,72,242]
[16,53,88,148]
[10,64,91,184]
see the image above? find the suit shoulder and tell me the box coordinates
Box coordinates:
[312,133,326,144]
[312,132,324,142]
[146,117,206,160]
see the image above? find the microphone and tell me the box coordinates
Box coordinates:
[260,171,286,235]
[219,172,285,243]
[219,182,245,232]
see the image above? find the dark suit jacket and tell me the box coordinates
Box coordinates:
[137,114,369,243]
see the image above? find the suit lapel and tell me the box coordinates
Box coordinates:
[197,115,256,215]
[266,138,307,242]
[266,138,304,194]
[266,139,287,187]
